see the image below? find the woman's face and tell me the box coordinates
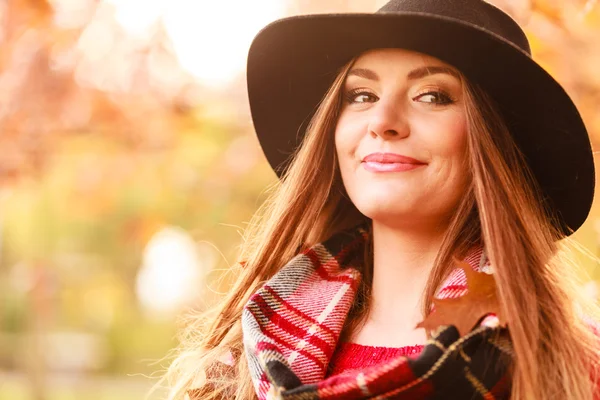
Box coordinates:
[335,48,469,228]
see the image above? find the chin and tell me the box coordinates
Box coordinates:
[355,201,418,222]
[353,194,453,227]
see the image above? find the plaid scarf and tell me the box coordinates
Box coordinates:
[242,225,513,399]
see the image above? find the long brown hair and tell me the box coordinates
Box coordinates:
[160,56,600,400]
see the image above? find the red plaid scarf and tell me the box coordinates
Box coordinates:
[242,225,513,399]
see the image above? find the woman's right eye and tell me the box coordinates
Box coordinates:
[344,89,378,104]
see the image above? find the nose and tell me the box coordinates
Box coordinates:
[367,100,409,140]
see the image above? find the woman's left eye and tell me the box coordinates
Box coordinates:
[414,91,455,105]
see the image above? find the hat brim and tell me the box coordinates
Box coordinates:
[247,12,594,236]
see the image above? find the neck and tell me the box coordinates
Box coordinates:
[368,219,447,327]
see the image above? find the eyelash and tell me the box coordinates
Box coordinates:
[344,88,456,106]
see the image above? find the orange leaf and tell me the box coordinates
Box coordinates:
[416,259,507,337]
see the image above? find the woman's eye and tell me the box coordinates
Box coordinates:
[414,91,454,105]
[345,90,378,104]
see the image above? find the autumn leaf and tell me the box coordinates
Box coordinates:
[416,260,507,337]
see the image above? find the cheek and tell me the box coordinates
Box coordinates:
[435,115,470,196]
[449,117,468,156]
[334,114,363,170]
[334,121,366,211]
[417,112,469,199]
[427,112,468,158]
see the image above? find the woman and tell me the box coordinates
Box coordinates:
[165,0,600,399]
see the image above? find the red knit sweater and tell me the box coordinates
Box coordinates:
[326,342,425,377]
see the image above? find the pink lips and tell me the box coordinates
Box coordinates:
[362,152,426,172]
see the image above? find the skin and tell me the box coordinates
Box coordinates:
[335,48,469,347]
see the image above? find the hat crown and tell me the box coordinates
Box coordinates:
[378,0,531,55]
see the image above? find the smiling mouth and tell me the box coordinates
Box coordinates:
[362,161,425,173]
[361,152,426,172]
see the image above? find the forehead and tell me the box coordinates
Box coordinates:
[351,48,457,74]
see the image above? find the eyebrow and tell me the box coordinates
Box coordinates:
[347,65,460,81]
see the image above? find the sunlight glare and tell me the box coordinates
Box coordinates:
[136,227,214,319]
[107,0,286,87]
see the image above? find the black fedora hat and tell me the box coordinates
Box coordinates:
[246,0,594,236]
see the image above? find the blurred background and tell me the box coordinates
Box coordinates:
[0,0,599,399]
